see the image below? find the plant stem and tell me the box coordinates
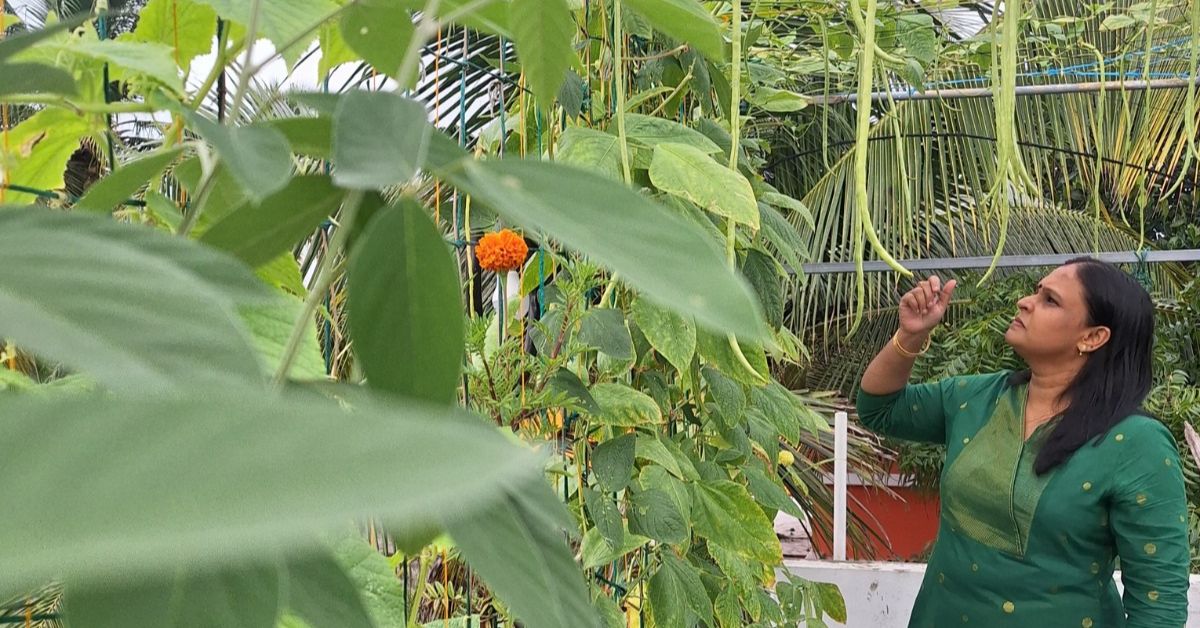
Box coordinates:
[613,0,633,184]
[176,161,218,236]
[407,551,432,628]
[187,24,238,112]
[274,191,364,386]
[228,0,264,121]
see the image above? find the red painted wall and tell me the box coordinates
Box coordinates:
[810,485,941,561]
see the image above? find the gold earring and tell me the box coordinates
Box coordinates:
[1078,347,1087,356]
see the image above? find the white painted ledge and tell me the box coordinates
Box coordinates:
[784,559,1200,627]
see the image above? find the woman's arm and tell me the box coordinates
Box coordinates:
[1109,419,1190,628]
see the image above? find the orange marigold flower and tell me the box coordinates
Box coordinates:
[476,229,528,272]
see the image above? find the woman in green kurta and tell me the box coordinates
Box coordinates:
[856,258,1189,627]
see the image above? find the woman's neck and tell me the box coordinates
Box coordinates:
[1026,363,1076,414]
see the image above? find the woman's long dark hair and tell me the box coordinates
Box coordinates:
[1015,257,1156,475]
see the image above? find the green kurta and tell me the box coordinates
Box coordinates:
[856,371,1190,627]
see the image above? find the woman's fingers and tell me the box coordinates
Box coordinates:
[914,281,929,313]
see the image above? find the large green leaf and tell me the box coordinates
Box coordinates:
[348,200,463,404]
[339,1,414,81]
[447,158,769,342]
[592,433,636,493]
[329,533,409,628]
[638,465,692,518]
[317,21,358,77]
[628,488,687,545]
[194,0,339,66]
[0,107,91,204]
[65,562,281,628]
[624,0,724,61]
[447,484,600,628]
[200,176,345,268]
[758,201,808,273]
[240,295,328,381]
[578,308,634,360]
[741,248,784,329]
[590,383,662,427]
[509,0,575,109]
[0,388,543,592]
[624,114,721,154]
[60,40,183,92]
[556,126,621,181]
[701,365,745,422]
[75,148,185,214]
[741,463,803,519]
[649,142,759,228]
[0,14,88,62]
[689,480,782,563]
[630,297,695,373]
[0,209,266,392]
[333,91,431,190]
[649,553,714,628]
[285,553,375,628]
[696,328,769,387]
[0,62,75,97]
[580,526,650,570]
[188,116,293,202]
[582,487,623,550]
[125,0,218,72]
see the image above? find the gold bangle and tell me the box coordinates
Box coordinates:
[892,332,931,358]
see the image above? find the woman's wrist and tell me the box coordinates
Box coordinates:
[893,329,932,357]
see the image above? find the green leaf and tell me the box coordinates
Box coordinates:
[748,382,801,443]
[628,488,687,545]
[556,127,621,181]
[240,294,328,381]
[758,202,808,274]
[635,436,685,480]
[200,176,345,268]
[0,14,88,62]
[0,107,91,204]
[333,91,432,190]
[188,116,293,202]
[701,365,744,425]
[0,388,543,592]
[446,158,769,342]
[630,296,695,373]
[285,553,374,628]
[348,200,463,404]
[714,586,741,628]
[580,526,649,569]
[896,13,937,64]
[0,209,266,392]
[194,0,339,66]
[173,159,252,230]
[649,143,759,228]
[741,463,802,519]
[578,308,634,360]
[509,0,575,109]
[741,248,784,329]
[624,114,721,154]
[75,148,184,213]
[126,0,218,72]
[592,593,625,628]
[590,383,661,427]
[268,116,333,159]
[329,533,410,627]
[649,553,714,628]
[318,21,358,77]
[340,1,414,81]
[0,62,75,97]
[65,561,281,628]
[583,487,624,550]
[815,581,847,623]
[696,328,768,387]
[1100,13,1138,30]
[592,433,636,493]
[58,40,183,91]
[519,250,558,296]
[546,369,601,414]
[447,485,599,628]
[689,480,782,564]
[637,466,691,534]
[559,70,587,118]
[420,616,482,628]
[746,85,810,112]
[624,0,724,61]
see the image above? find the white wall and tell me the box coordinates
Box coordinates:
[785,560,1200,627]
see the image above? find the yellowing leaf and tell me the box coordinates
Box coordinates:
[649,142,759,229]
[0,108,91,204]
[126,0,217,72]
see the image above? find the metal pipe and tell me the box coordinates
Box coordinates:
[807,77,1193,106]
[797,249,1200,275]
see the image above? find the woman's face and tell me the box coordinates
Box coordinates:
[1005,264,1109,361]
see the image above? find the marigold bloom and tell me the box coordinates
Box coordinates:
[476,229,528,272]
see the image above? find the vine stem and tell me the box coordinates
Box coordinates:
[273,191,364,386]
[613,0,633,184]
[227,0,264,121]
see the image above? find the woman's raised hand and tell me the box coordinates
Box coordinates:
[898,275,957,335]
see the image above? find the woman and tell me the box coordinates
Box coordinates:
[856,258,1189,627]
